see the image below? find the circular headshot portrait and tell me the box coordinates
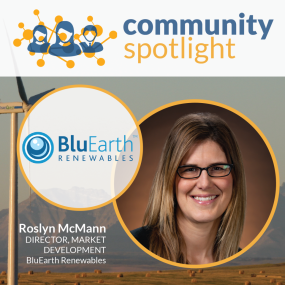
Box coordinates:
[115,101,278,267]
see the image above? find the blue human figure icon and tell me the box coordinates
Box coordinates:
[49,21,81,57]
[28,25,50,53]
[79,25,103,55]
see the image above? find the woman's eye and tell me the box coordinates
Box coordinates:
[184,167,197,172]
[212,165,229,171]
[213,167,222,171]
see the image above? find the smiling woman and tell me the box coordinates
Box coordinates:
[131,113,246,264]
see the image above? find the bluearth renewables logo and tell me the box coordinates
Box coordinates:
[22,132,54,163]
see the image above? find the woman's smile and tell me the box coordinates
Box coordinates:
[191,194,219,205]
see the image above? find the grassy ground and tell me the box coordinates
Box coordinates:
[0,262,284,284]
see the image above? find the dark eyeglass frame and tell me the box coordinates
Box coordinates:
[177,163,234,179]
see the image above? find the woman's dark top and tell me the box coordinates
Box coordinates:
[131,226,242,252]
[131,226,152,249]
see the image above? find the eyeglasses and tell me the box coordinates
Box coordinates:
[177,164,234,179]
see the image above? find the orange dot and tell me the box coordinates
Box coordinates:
[87,16,93,22]
[95,25,103,37]
[33,9,39,15]
[39,21,44,26]
[66,60,75,69]
[74,34,80,40]
[18,22,24,29]
[38,36,45,41]
[23,29,33,40]
[55,16,63,23]
[13,39,21,47]
[109,31,117,39]
[59,33,67,41]
[29,52,35,56]
[97,58,105,66]
[37,59,45,67]
[84,52,95,58]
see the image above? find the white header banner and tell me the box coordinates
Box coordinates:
[0,0,284,76]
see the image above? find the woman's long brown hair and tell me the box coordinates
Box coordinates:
[143,113,246,263]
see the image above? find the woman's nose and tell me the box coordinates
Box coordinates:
[196,169,213,189]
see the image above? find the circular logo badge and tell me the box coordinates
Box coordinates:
[18,85,142,210]
[22,132,54,163]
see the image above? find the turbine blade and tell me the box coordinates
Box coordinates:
[28,89,55,105]
[16,77,28,104]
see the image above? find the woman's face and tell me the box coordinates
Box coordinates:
[57,28,72,43]
[175,140,233,224]
[34,31,46,42]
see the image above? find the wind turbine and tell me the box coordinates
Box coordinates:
[0,77,54,285]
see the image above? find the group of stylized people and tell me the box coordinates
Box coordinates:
[28,21,103,57]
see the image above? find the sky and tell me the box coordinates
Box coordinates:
[0,77,284,212]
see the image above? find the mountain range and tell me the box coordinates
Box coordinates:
[231,183,285,262]
[0,184,284,272]
[0,193,173,272]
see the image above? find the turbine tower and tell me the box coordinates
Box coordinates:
[0,77,54,285]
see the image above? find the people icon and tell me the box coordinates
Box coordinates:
[49,21,81,57]
[79,25,103,56]
[27,25,50,53]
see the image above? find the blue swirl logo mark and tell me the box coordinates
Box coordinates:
[22,132,54,163]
